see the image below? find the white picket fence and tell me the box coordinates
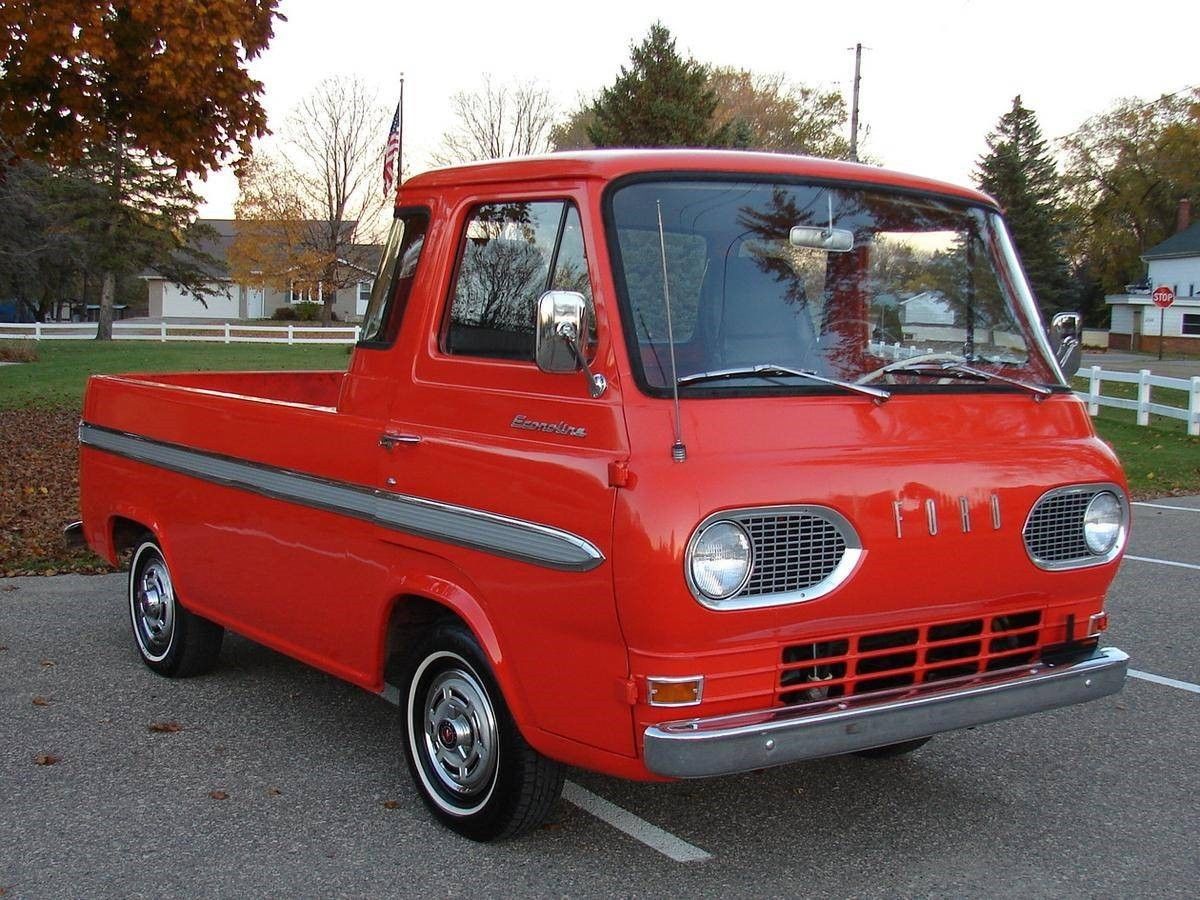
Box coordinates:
[0,321,360,345]
[1077,366,1200,436]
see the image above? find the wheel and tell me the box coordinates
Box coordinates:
[401,623,564,841]
[128,540,224,678]
[855,737,932,759]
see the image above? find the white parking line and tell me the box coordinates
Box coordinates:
[563,781,712,863]
[1124,554,1200,571]
[1133,502,1200,513]
[1129,669,1200,695]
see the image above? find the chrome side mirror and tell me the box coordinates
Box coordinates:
[1050,312,1083,378]
[535,290,606,397]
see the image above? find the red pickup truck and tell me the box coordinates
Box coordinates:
[77,150,1129,841]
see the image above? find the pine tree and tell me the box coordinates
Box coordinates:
[974,96,1075,314]
[587,23,729,148]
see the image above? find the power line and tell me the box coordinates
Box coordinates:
[1053,83,1199,142]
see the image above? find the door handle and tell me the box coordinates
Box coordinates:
[379,432,421,450]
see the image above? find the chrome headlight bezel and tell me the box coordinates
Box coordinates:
[685,519,754,602]
[1023,483,1129,571]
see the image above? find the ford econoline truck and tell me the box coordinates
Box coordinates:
[76,150,1129,840]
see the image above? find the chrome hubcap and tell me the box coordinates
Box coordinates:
[421,668,497,797]
[135,559,175,654]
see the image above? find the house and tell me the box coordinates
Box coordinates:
[1105,200,1200,353]
[142,219,382,321]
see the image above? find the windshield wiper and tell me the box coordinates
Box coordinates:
[677,365,891,401]
[861,357,1051,397]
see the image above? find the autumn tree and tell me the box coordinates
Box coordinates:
[1061,89,1200,296]
[0,1,281,337]
[230,76,388,324]
[588,23,728,148]
[433,76,557,165]
[708,68,851,158]
[974,95,1074,314]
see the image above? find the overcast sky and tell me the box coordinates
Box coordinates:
[197,0,1198,218]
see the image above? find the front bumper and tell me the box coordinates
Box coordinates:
[643,646,1128,778]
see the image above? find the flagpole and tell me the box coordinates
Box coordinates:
[403,73,408,187]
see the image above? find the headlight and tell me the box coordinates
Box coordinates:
[1083,492,1123,555]
[688,520,753,600]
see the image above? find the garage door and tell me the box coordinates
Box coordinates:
[162,282,238,319]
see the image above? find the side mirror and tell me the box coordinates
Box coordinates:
[535,291,607,397]
[535,291,588,373]
[1049,312,1083,378]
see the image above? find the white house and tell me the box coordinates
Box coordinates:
[1105,200,1200,353]
[142,219,382,322]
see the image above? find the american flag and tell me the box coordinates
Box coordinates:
[382,102,401,199]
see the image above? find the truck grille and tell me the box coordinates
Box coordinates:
[778,610,1043,705]
[1023,489,1098,562]
[739,511,847,597]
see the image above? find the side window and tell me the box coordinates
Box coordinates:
[446,201,593,361]
[359,210,429,346]
[551,206,597,356]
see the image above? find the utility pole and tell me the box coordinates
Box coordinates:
[848,43,863,162]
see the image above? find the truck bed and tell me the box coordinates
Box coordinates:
[105,370,346,409]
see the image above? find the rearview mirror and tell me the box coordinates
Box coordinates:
[790,225,854,253]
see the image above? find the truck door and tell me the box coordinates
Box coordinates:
[377,194,635,756]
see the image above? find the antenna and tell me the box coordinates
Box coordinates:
[656,201,687,463]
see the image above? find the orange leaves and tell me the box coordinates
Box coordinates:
[0,1,283,176]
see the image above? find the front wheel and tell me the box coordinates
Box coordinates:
[401,623,563,841]
[128,540,224,678]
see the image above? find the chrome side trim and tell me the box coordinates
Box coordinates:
[643,647,1128,778]
[79,422,604,572]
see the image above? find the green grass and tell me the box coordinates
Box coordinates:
[1071,377,1200,496]
[0,340,351,410]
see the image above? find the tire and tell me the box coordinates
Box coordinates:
[401,623,563,841]
[128,540,224,678]
[855,737,932,759]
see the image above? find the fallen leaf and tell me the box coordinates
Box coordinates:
[39,659,55,668]
[148,721,182,733]
[209,790,228,800]
[32,696,49,707]
[34,753,61,766]
[266,787,282,796]
[382,800,400,810]
[1,584,17,592]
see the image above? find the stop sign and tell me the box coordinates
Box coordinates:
[1152,285,1176,308]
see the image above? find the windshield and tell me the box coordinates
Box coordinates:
[607,179,1062,394]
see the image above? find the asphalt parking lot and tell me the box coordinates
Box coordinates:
[2,499,1199,898]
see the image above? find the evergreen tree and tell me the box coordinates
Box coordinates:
[974,96,1075,314]
[587,23,729,148]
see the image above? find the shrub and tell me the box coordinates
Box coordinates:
[271,306,298,321]
[0,340,38,363]
[293,301,323,322]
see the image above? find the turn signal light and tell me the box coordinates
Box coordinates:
[646,676,704,707]
[1088,612,1109,636]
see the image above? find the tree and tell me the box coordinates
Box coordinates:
[974,96,1074,314]
[587,23,728,148]
[433,77,557,165]
[708,68,851,159]
[230,76,388,324]
[0,1,281,337]
[1061,90,1200,298]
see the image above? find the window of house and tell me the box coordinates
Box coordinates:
[1182,313,1200,336]
[445,201,594,361]
[358,281,372,303]
[358,210,430,346]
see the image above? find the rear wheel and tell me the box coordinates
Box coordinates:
[401,623,563,841]
[128,540,224,678]
[855,737,932,758]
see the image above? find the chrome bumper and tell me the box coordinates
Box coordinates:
[643,647,1128,778]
